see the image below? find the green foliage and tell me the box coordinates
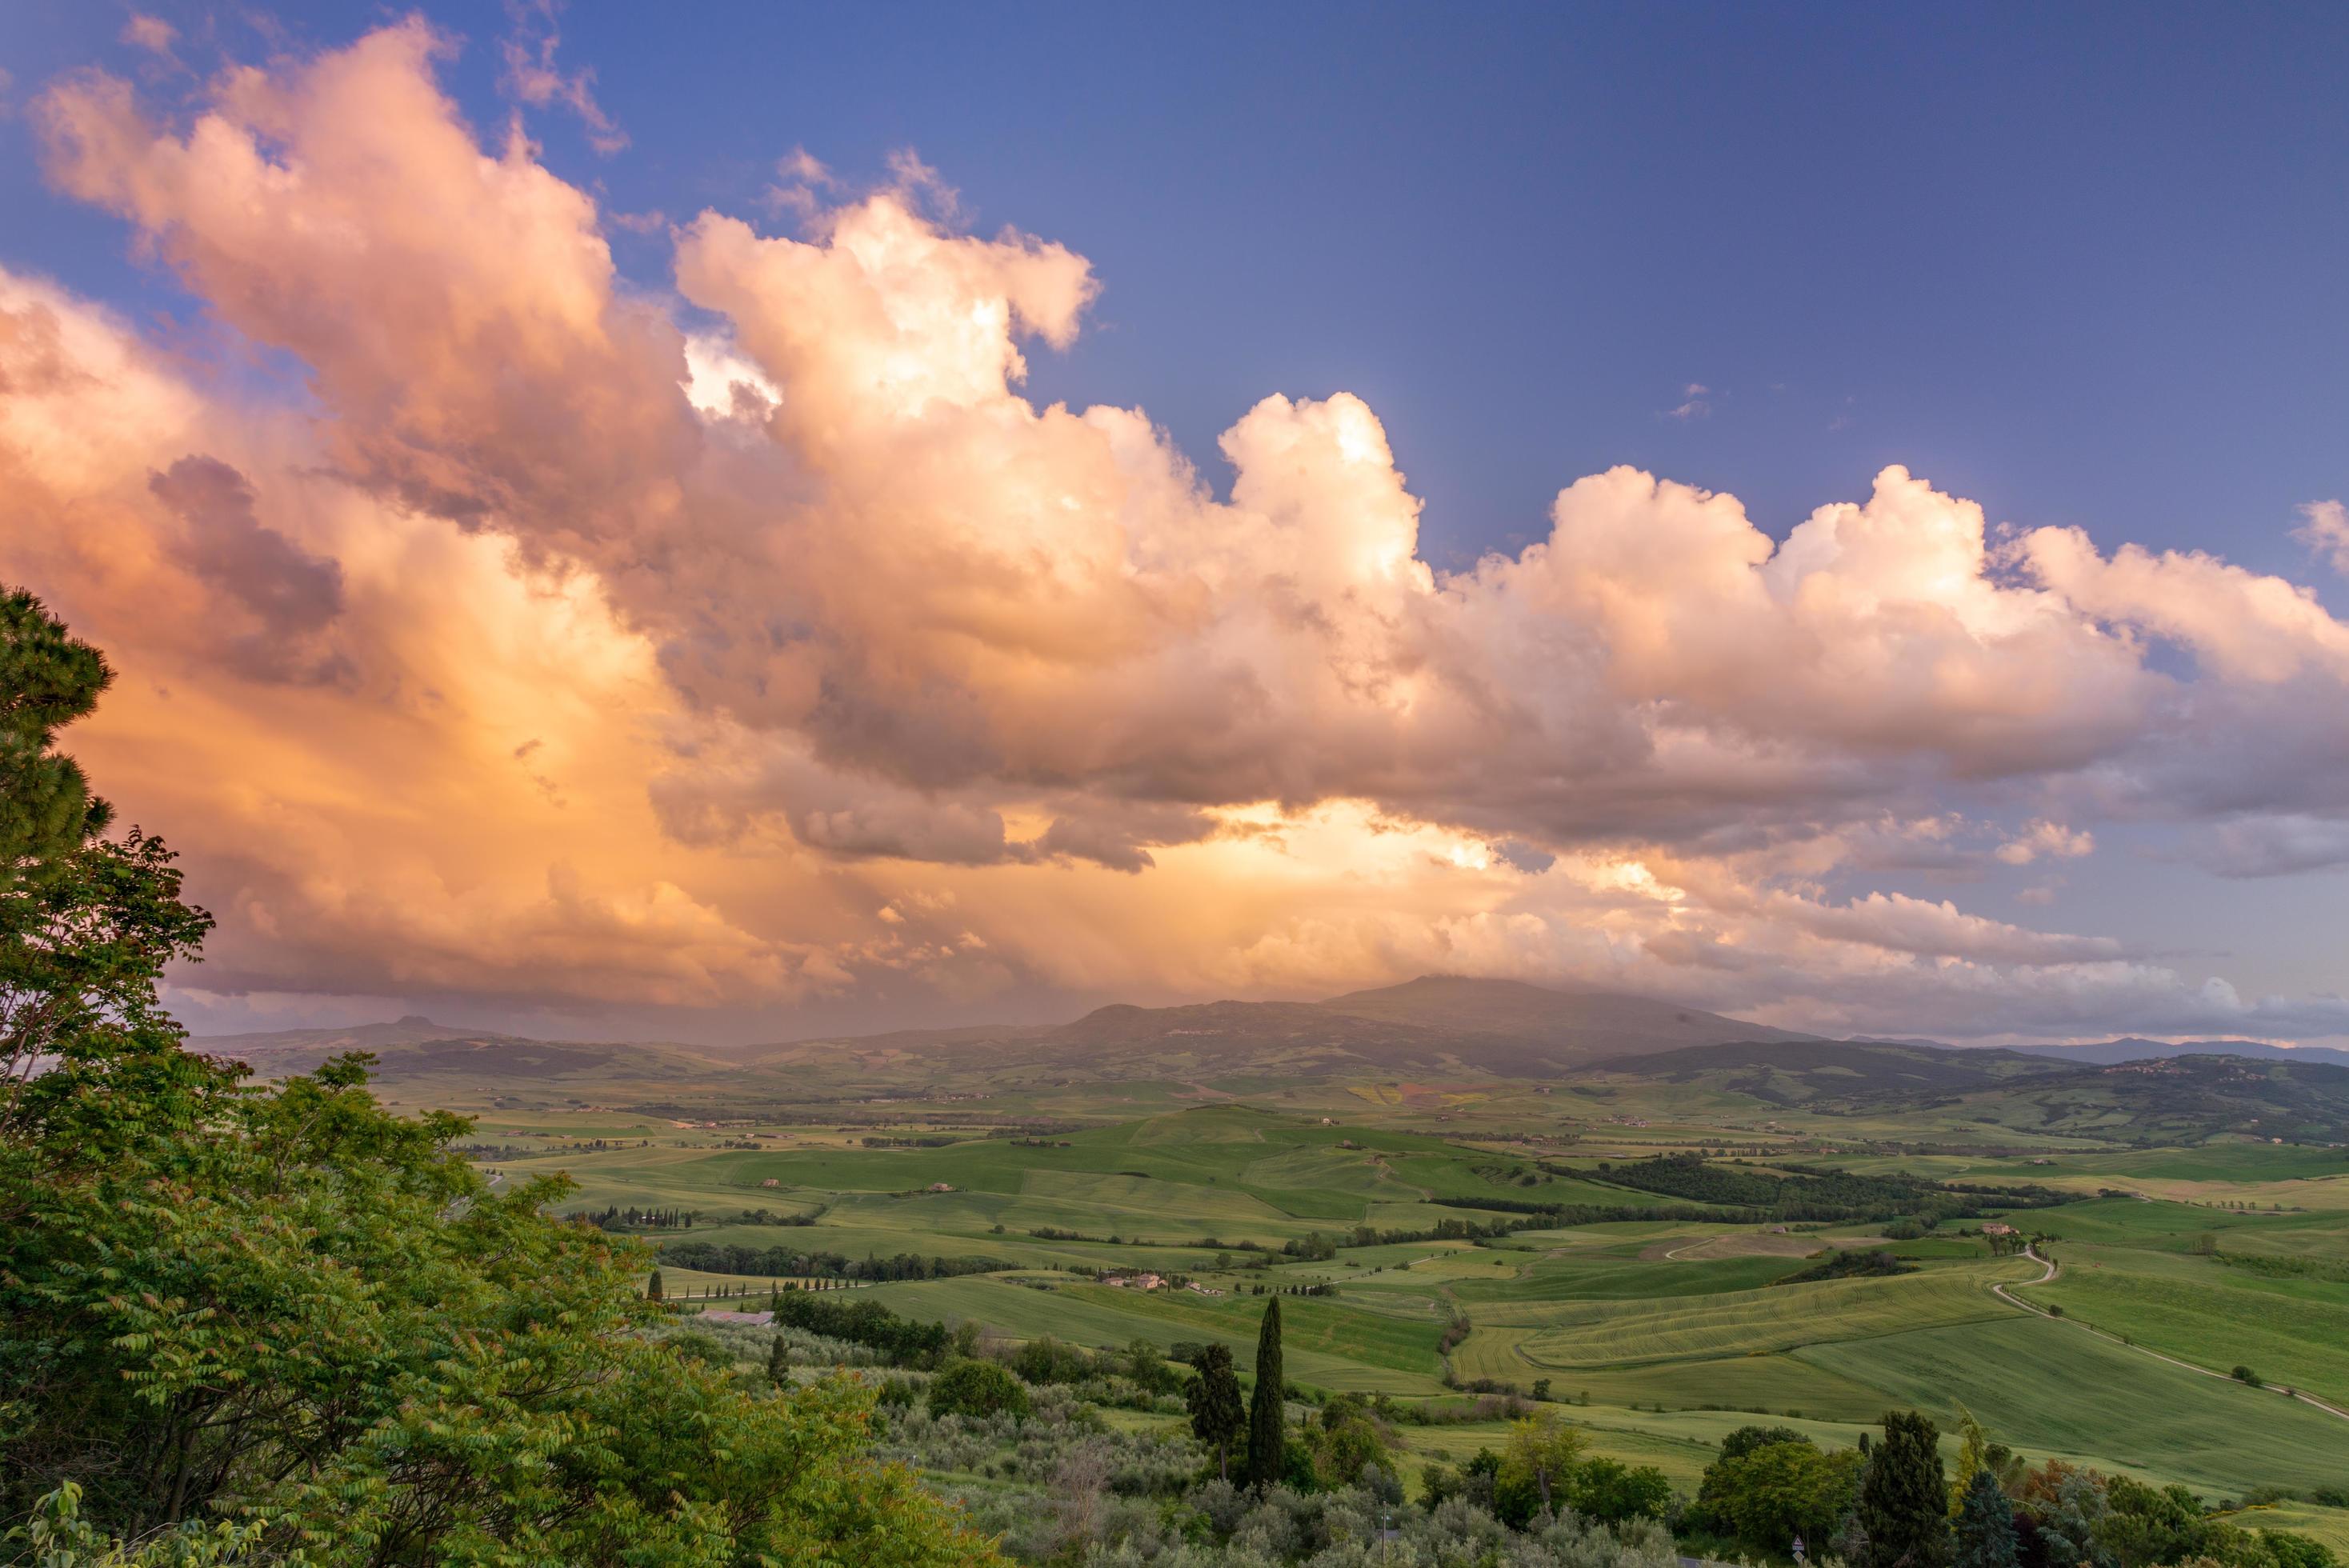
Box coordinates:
[1720,1424,1816,1463]
[770,1285,953,1366]
[1860,1410,1952,1568]
[1495,1410,1587,1523]
[4,1481,280,1566]
[1567,1456,1675,1523]
[1299,1392,1394,1490]
[1122,1336,1180,1396]
[1187,1343,1246,1479]
[0,590,214,1126]
[0,589,111,894]
[2013,1459,2113,1568]
[1596,1154,2065,1225]
[1775,1248,1918,1286]
[1696,1435,1865,1555]
[926,1358,1030,1420]
[2096,1476,2225,1568]
[1950,1404,1991,1515]
[1007,1334,1094,1386]
[0,601,995,1567]
[1246,1298,1286,1490]
[1954,1469,2019,1568]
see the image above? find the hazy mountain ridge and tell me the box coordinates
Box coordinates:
[186,983,2349,1134]
[2019,1037,2349,1070]
[1595,1038,2349,1142]
[190,1015,730,1083]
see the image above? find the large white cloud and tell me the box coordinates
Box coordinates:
[7,21,2349,1043]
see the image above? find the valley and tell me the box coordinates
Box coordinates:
[196,976,2349,1526]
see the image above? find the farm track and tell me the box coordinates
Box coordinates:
[2000,1246,2349,1425]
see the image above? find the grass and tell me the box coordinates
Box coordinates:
[861,1274,1451,1394]
[2020,1244,2349,1406]
[1483,1261,2027,1365]
[1794,1315,2348,1496]
[474,1090,2349,1499]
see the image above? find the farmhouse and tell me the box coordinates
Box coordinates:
[1102,1271,1168,1290]
[698,1310,774,1326]
[1983,1222,2016,1236]
[760,1178,781,1188]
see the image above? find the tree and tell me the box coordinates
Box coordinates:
[1699,1436,1866,1555]
[2012,1460,2111,1568]
[1124,1337,1177,1395]
[1246,1298,1285,1489]
[1955,1468,2019,1568]
[1187,1344,1246,1480]
[1860,1410,1952,1568]
[1570,1456,1675,1522]
[0,595,997,1566]
[1,590,214,1142]
[1721,1425,1815,1464]
[1949,1405,1990,1516]
[1305,1393,1394,1490]
[648,1266,666,1301]
[926,1358,1030,1420]
[1496,1410,1587,1522]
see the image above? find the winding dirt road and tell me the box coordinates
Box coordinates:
[1996,1246,2349,1425]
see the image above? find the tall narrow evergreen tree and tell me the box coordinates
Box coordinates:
[1187,1344,1246,1480]
[647,1267,665,1302]
[1952,1469,2018,1568]
[1245,1298,1285,1489]
[1859,1410,1951,1568]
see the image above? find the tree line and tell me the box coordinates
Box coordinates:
[658,1238,1012,1281]
[0,590,993,1566]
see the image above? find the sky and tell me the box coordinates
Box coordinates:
[1,3,2345,1047]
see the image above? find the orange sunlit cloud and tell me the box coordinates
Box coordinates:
[6,21,2349,1044]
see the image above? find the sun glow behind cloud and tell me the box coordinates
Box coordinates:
[5,20,2349,1044]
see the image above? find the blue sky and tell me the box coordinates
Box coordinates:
[3,4,2346,1042]
[8,3,2343,570]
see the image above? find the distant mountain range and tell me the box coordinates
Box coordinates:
[734,974,1823,1082]
[1596,1037,2349,1142]
[2016,1037,2349,1070]
[186,979,2348,1111]
[191,1015,731,1083]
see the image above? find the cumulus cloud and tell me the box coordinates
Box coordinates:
[150,455,350,685]
[7,20,2349,1042]
[1663,382,1711,420]
[1995,819,2094,866]
[2295,499,2349,576]
[119,15,177,56]
[499,0,627,154]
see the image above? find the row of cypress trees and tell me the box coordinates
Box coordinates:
[1186,1298,1289,1486]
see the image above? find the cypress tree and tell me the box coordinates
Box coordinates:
[1859,1410,1951,1568]
[646,1268,664,1302]
[1953,1469,2018,1568]
[1245,1298,1285,1489]
[1187,1344,1247,1481]
[766,1330,789,1385]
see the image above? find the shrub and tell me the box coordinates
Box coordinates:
[928,1358,1031,1420]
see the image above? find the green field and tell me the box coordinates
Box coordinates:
[1795,1315,2348,1494]
[470,1074,2349,1503]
